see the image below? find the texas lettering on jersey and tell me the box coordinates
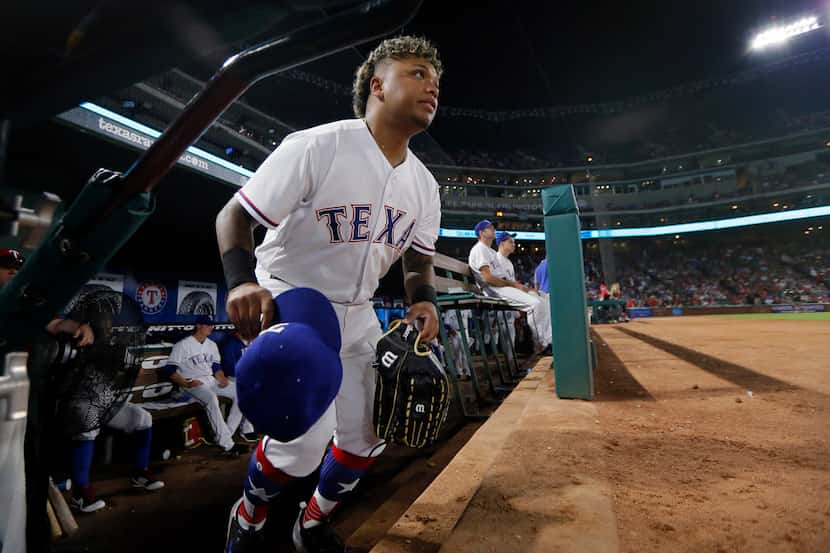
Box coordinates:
[316,204,416,250]
[187,352,214,367]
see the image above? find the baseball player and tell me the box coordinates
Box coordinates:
[468,221,552,353]
[534,257,550,299]
[218,36,443,553]
[0,249,94,344]
[164,315,248,456]
[69,402,164,513]
[1,248,94,552]
[0,248,23,288]
[493,231,518,362]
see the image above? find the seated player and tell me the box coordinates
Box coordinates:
[165,315,247,456]
[533,257,549,295]
[69,402,164,513]
[468,221,552,353]
[492,231,521,361]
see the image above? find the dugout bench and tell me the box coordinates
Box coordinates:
[115,341,233,459]
[123,261,525,428]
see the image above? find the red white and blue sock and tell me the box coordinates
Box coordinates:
[238,439,293,530]
[302,444,375,528]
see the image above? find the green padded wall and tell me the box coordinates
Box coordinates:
[541,184,594,399]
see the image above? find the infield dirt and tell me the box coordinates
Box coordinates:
[592,317,830,553]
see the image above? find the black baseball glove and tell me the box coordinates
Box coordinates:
[373,320,451,448]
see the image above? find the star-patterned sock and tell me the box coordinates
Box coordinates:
[302,444,375,528]
[239,439,293,530]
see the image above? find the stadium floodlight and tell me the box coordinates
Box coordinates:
[751,16,822,50]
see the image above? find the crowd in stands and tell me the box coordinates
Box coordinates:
[583,241,830,307]
[432,100,830,170]
[431,148,555,170]
[97,47,830,178]
[444,236,830,308]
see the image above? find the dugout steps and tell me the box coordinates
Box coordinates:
[363,359,619,553]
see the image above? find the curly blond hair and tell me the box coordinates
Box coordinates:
[352,35,443,118]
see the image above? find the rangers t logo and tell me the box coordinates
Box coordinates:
[136,282,168,315]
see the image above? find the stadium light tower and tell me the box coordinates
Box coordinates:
[751,15,822,50]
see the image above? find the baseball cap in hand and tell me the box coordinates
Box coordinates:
[495,231,516,246]
[272,287,341,352]
[474,220,494,236]
[235,322,342,442]
[0,248,24,269]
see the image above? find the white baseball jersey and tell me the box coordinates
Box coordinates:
[167,335,221,380]
[496,252,516,281]
[236,119,441,306]
[468,240,499,295]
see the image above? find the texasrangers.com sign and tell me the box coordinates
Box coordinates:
[56,103,251,187]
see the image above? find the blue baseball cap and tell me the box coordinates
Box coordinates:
[195,314,214,325]
[496,231,516,246]
[235,322,342,442]
[273,287,341,353]
[474,220,494,236]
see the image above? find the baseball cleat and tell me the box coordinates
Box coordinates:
[223,443,250,457]
[71,486,106,513]
[130,469,165,491]
[292,503,346,553]
[225,497,266,553]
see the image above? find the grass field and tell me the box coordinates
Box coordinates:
[714,312,830,321]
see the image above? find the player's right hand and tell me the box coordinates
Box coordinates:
[514,282,529,293]
[226,282,275,341]
[188,379,204,388]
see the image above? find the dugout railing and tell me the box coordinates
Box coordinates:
[433,253,523,418]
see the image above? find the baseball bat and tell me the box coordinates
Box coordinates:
[47,480,79,535]
[46,500,62,540]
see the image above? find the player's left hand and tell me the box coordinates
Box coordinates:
[404,301,439,342]
[217,376,229,388]
[74,323,95,347]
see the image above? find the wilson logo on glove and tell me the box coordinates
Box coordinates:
[381,351,399,368]
[372,320,451,448]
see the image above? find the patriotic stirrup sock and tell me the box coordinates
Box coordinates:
[239,440,294,530]
[302,445,375,528]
